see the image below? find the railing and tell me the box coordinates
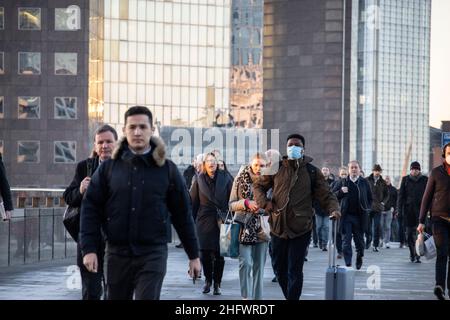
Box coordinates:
[0,188,76,267]
[0,208,77,267]
[0,188,181,267]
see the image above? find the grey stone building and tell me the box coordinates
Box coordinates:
[263,0,352,172]
[0,0,90,188]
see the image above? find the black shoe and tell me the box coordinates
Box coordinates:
[373,247,379,252]
[304,257,308,262]
[313,244,318,248]
[346,263,352,267]
[271,276,278,283]
[415,258,421,263]
[175,243,184,248]
[410,256,415,263]
[202,281,211,294]
[356,255,363,270]
[322,247,328,252]
[365,243,371,250]
[434,286,446,300]
[213,283,221,295]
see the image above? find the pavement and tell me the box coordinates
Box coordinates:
[0,242,437,300]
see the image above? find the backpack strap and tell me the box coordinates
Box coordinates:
[306,163,317,194]
[167,160,177,192]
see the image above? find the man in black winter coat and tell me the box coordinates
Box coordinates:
[397,161,428,263]
[63,124,118,300]
[332,161,372,269]
[0,152,13,221]
[365,164,389,252]
[80,106,201,300]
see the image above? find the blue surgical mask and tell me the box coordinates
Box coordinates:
[287,146,304,160]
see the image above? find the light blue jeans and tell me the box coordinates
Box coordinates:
[315,215,329,247]
[381,209,393,244]
[239,242,268,300]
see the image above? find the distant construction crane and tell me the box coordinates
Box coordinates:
[398,133,413,188]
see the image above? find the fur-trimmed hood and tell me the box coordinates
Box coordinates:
[112,136,167,167]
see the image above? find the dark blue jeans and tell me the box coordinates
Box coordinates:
[271,231,311,300]
[432,219,450,294]
[365,211,382,247]
[342,214,365,266]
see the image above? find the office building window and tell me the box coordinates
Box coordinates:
[55,7,81,31]
[0,96,3,118]
[18,96,40,119]
[18,8,41,30]
[54,97,77,119]
[18,52,41,75]
[54,141,76,163]
[55,53,77,75]
[0,52,4,74]
[0,7,4,29]
[0,140,3,155]
[17,141,40,163]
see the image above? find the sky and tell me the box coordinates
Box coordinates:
[430,0,450,128]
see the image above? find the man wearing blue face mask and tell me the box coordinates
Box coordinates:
[253,134,341,300]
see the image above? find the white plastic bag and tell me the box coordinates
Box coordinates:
[258,215,271,242]
[424,234,436,260]
[415,233,425,256]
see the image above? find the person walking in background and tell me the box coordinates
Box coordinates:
[190,152,233,295]
[80,106,201,300]
[382,176,397,249]
[332,166,349,258]
[314,167,335,252]
[418,142,450,300]
[0,152,13,221]
[398,161,428,263]
[366,164,389,252]
[63,124,118,300]
[264,149,281,283]
[332,161,372,269]
[229,153,269,300]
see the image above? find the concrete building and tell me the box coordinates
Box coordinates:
[0,1,90,188]
[263,0,352,172]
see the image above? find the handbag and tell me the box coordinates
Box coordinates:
[257,215,271,242]
[219,211,240,258]
[233,211,253,225]
[63,206,80,242]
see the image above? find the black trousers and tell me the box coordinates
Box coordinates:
[433,219,450,294]
[105,246,168,300]
[200,250,225,285]
[271,231,311,300]
[405,226,419,260]
[77,242,104,300]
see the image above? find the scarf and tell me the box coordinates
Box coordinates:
[236,165,260,244]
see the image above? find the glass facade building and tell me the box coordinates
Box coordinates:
[350,0,431,179]
[230,0,264,128]
[90,0,231,132]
